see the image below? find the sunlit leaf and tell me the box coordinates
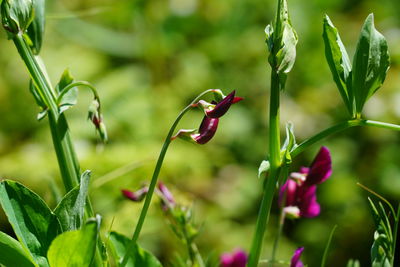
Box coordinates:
[352,14,390,115]
[47,218,99,267]
[56,69,78,114]
[54,170,91,231]
[0,231,36,267]
[0,180,61,267]
[109,231,162,267]
[323,15,353,115]
[26,0,45,54]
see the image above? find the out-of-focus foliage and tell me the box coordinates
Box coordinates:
[0,0,399,266]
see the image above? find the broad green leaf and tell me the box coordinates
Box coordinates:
[1,0,33,34]
[0,180,61,267]
[47,218,99,267]
[0,231,36,267]
[26,0,45,54]
[258,160,270,178]
[109,231,162,267]
[352,14,390,115]
[54,170,91,232]
[323,15,353,115]
[56,69,78,114]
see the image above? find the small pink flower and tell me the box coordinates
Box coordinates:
[280,147,332,218]
[157,182,175,209]
[202,90,243,118]
[121,187,149,202]
[220,249,247,267]
[290,247,304,267]
[172,116,219,145]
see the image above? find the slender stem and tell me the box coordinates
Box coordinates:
[248,70,282,267]
[191,243,205,267]
[391,204,400,266]
[271,209,285,265]
[321,225,338,267]
[120,89,215,266]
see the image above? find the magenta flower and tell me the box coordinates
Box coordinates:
[157,182,176,209]
[290,247,304,267]
[220,249,247,267]
[121,187,148,202]
[279,146,332,218]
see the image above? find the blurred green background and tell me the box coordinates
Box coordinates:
[1,0,400,266]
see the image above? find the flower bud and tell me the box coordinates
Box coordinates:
[1,0,34,35]
[121,187,148,202]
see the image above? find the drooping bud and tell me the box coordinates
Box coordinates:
[121,187,148,202]
[88,98,108,142]
[1,0,34,35]
[157,182,175,210]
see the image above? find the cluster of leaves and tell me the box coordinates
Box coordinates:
[323,14,390,118]
[0,176,162,267]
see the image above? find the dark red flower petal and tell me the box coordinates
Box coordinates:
[206,91,236,118]
[290,247,304,267]
[304,146,332,186]
[193,116,219,144]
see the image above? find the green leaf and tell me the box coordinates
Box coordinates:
[54,170,91,232]
[352,14,390,115]
[1,0,33,35]
[0,231,36,267]
[323,15,353,115]
[275,21,297,76]
[109,231,162,267]
[47,218,100,267]
[56,69,78,114]
[0,180,61,267]
[29,80,48,120]
[26,0,45,54]
[258,160,270,178]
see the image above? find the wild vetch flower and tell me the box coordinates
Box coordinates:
[279,146,332,218]
[173,90,242,144]
[198,90,243,118]
[88,98,108,142]
[290,247,304,267]
[121,187,148,202]
[157,182,176,210]
[220,249,248,267]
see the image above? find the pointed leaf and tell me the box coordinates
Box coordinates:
[258,160,270,178]
[352,14,390,115]
[26,0,45,54]
[0,180,61,267]
[54,170,91,231]
[1,0,33,35]
[56,69,78,114]
[109,231,162,267]
[0,231,36,267]
[323,15,353,114]
[47,218,99,267]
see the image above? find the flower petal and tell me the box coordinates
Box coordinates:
[279,179,298,207]
[220,249,247,267]
[290,247,304,267]
[304,146,332,186]
[299,185,320,218]
[206,90,235,118]
[193,116,219,144]
[121,187,148,202]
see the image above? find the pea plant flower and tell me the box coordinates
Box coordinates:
[279,146,332,218]
[220,249,248,267]
[172,90,243,144]
[290,247,304,267]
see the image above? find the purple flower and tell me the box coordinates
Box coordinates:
[121,187,149,202]
[290,247,304,267]
[203,90,243,118]
[172,116,219,145]
[220,249,248,267]
[279,146,332,218]
[157,182,175,208]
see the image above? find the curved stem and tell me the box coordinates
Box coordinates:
[57,81,102,111]
[120,89,215,266]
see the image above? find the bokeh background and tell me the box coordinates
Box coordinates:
[1,0,400,266]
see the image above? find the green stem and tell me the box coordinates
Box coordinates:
[392,204,400,266]
[191,243,205,267]
[271,209,285,266]
[248,70,282,267]
[120,89,215,266]
[291,119,400,158]
[321,225,337,267]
